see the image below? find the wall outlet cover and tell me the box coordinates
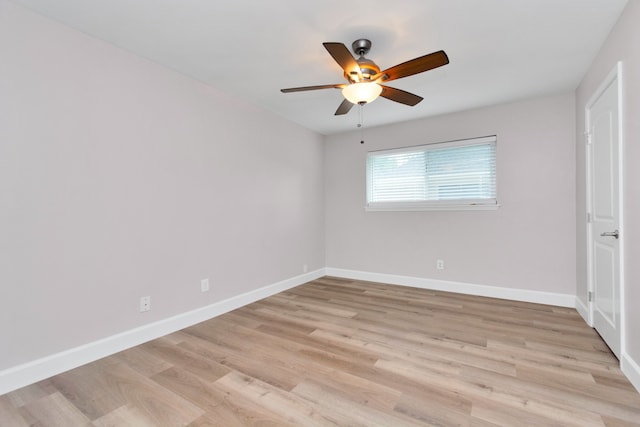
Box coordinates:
[139,296,151,312]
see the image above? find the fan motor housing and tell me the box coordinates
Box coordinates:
[345,39,380,83]
[356,57,380,80]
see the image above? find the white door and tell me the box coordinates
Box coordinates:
[587,66,621,359]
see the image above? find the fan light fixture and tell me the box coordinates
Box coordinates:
[342,82,382,105]
[281,40,449,116]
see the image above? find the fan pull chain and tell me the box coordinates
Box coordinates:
[358,102,365,144]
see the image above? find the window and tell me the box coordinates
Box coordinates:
[366,136,497,211]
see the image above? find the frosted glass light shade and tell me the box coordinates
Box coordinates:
[342,82,383,104]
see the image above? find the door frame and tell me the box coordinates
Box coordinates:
[585,61,624,355]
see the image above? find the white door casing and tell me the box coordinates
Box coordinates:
[586,62,623,359]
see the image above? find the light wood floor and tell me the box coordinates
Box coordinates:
[1,277,639,426]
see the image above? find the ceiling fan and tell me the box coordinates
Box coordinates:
[281,39,449,116]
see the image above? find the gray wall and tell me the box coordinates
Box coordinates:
[0,1,325,371]
[576,0,640,371]
[325,93,576,295]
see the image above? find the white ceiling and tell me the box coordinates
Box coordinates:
[11,0,628,135]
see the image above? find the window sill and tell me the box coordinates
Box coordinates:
[365,203,500,212]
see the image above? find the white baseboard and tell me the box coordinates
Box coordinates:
[0,269,325,396]
[575,296,592,326]
[622,353,640,394]
[325,267,576,308]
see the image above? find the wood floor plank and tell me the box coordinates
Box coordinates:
[99,371,204,426]
[179,326,308,392]
[470,398,577,427]
[291,379,425,427]
[4,379,57,407]
[48,361,128,421]
[393,391,472,427]
[139,338,231,383]
[1,277,638,426]
[111,346,173,378]
[516,364,640,407]
[91,404,158,427]
[464,364,640,424]
[215,371,340,427]
[18,391,92,427]
[151,367,294,427]
[0,396,30,427]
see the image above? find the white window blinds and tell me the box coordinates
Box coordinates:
[366,136,497,211]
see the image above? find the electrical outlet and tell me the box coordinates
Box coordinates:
[303,264,308,273]
[201,278,210,292]
[437,259,445,270]
[139,296,151,312]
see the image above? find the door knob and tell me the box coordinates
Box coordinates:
[600,229,619,239]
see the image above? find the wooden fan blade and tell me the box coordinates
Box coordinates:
[334,98,354,115]
[323,42,359,74]
[376,50,449,82]
[380,85,423,106]
[281,84,345,93]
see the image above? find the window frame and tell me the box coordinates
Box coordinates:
[365,135,499,212]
